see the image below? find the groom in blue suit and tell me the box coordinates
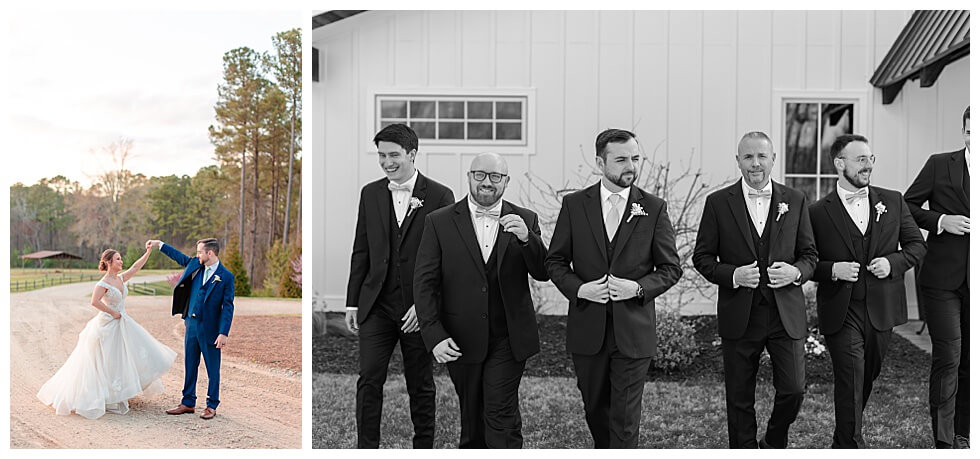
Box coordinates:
[150,238,235,420]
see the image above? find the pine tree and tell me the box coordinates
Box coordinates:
[222,236,251,297]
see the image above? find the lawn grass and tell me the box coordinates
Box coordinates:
[313,313,936,449]
[312,373,933,449]
[9,268,176,292]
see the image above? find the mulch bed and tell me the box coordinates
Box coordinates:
[313,312,930,386]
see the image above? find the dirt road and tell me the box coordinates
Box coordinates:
[9,275,301,449]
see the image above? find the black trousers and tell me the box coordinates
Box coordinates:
[824,299,892,448]
[571,318,651,448]
[446,337,526,449]
[721,299,805,449]
[355,307,435,448]
[923,282,970,446]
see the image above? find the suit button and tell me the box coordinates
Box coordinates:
[845,285,852,289]
[481,314,487,319]
[383,258,388,264]
[481,286,487,293]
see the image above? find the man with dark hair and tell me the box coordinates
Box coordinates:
[147,237,235,420]
[693,131,817,448]
[546,128,681,448]
[808,134,925,448]
[905,106,971,449]
[345,123,454,448]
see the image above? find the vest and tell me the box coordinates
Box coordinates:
[745,202,776,306]
[187,267,205,317]
[376,198,409,319]
[842,202,874,302]
[485,245,508,338]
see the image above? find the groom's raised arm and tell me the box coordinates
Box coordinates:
[157,241,192,267]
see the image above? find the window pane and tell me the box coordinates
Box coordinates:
[496,101,522,120]
[410,101,435,119]
[496,122,522,140]
[818,177,838,200]
[786,177,818,203]
[380,120,406,130]
[785,103,818,174]
[820,104,854,174]
[468,122,492,139]
[410,121,435,139]
[468,101,493,119]
[381,100,407,118]
[438,121,464,139]
[439,101,464,119]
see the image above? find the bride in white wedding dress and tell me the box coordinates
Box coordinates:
[37,246,177,419]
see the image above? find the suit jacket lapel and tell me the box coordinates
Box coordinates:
[767,183,786,254]
[950,149,969,206]
[726,182,758,257]
[398,173,428,244]
[495,201,513,274]
[824,192,859,260]
[375,181,392,244]
[868,187,883,255]
[610,186,642,264]
[583,184,609,265]
[452,200,488,280]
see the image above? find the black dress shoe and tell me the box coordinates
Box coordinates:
[936,441,954,449]
[955,435,970,449]
[759,437,774,449]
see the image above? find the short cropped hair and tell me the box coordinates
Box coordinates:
[197,238,220,255]
[373,123,419,154]
[595,129,637,159]
[829,134,869,161]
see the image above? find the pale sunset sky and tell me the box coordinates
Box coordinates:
[3,9,302,188]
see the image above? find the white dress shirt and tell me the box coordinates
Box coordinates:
[741,178,773,237]
[837,182,870,235]
[599,182,630,240]
[389,170,419,227]
[468,197,502,263]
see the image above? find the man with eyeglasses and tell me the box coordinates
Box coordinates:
[808,134,925,448]
[545,128,681,448]
[414,152,549,448]
[344,123,455,448]
[904,106,970,449]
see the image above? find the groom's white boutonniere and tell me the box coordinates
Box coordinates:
[776,202,789,222]
[874,201,887,222]
[408,197,424,216]
[626,202,648,223]
[213,274,222,283]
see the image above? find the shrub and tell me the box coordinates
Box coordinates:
[653,307,699,372]
[223,237,251,297]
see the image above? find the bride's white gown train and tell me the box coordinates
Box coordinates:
[37,276,178,419]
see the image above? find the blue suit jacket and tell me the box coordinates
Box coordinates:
[161,243,235,342]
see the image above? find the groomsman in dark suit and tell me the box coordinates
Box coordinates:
[693,131,817,448]
[414,152,549,448]
[345,123,454,448]
[905,106,970,449]
[545,129,682,448]
[809,134,926,448]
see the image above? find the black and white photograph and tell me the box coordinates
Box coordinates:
[310,9,970,449]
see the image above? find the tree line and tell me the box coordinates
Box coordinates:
[9,28,302,298]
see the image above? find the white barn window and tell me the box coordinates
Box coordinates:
[783,101,856,202]
[376,95,527,146]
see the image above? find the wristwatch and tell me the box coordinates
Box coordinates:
[636,284,644,299]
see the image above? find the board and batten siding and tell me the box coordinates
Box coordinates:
[313,10,969,312]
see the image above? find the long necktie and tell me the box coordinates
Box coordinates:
[605,194,622,241]
[203,266,212,286]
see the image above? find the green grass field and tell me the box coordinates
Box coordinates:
[312,373,933,449]
[9,268,177,293]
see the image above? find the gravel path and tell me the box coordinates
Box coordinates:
[9,274,301,449]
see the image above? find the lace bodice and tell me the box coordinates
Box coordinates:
[96,276,128,312]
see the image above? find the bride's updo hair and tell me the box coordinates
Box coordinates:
[98,249,119,271]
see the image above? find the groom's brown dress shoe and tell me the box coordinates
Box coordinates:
[166,404,195,415]
[200,407,216,420]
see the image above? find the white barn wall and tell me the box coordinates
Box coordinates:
[313,10,969,312]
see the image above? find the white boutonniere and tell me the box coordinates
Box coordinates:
[408,197,424,216]
[776,202,789,222]
[212,274,222,283]
[626,203,648,223]
[874,201,887,222]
